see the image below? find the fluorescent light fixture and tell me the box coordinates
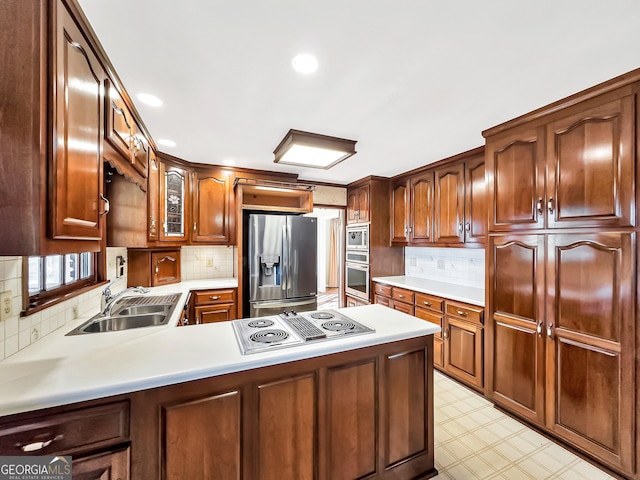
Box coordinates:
[137,92,163,107]
[273,129,357,169]
[292,53,318,74]
[157,138,176,147]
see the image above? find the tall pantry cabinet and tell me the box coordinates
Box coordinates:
[484,73,639,478]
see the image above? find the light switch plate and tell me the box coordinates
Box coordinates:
[0,291,13,321]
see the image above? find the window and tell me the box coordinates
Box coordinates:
[26,252,98,311]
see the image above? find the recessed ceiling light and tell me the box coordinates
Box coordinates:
[157,138,176,148]
[222,159,236,166]
[137,93,163,107]
[292,53,318,75]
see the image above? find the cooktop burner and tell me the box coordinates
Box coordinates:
[247,319,274,328]
[321,321,356,331]
[249,329,289,343]
[232,310,375,355]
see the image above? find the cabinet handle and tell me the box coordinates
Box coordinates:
[443,328,449,339]
[150,217,156,228]
[398,294,404,299]
[465,222,470,231]
[408,227,412,233]
[458,223,464,232]
[99,194,110,216]
[196,315,201,325]
[19,435,64,452]
[456,310,468,317]
[193,222,197,232]
[537,198,543,215]
[209,295,220,300]
[423,301,432,307]
[537,321,543,336]
[547,197,554,214]
[155,265,159,276]
[547,323,553,338]
[162,220,167,233]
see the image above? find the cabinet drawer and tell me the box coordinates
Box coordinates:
[414,292,444,313]
[373,283,392,297]
[193,289,236,306]
[414,307,443,339]
[0,401,129,456]
[446,301,484,325]
[392,287,414,304]
[374,295,391,307]
[392,301,414,316]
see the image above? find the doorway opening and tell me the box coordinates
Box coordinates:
[304,207,344,310]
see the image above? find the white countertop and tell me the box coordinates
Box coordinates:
[372,276,485,306]
[0,280,439,417]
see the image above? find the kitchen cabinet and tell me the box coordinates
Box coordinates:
[391,287,415,315]
[189,288,237,324]
[434,163,465,244]
[486,94,635,232]
[346,294,369,307]
[159,162,189,242]
[414,293,445,370]
[487,232,635,474]
[127,248,181,287]
[391,172,434,245]
[140,335,435,479]
[51,0,106,243]
[147,149,160,241]
[347,184,370,224]
[0,401,130,478]
[191,168,232,244]
[463,155,486,244]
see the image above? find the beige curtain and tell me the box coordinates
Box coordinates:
[327,218,339,288]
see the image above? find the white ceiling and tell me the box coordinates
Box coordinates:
[78,0,640,185]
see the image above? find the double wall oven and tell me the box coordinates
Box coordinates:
[345,225,370,301]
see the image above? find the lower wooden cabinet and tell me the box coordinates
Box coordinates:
[127,248,181,287]
[345,294,369,307]
[72,447,130,480]
[190,288,237,324]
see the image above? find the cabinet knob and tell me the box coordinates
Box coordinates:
[209,295,220,300]
[537,198,543,215]
[547,197,555,214]
[458,223,463,232]
[547,323,553,338]
[423,301,431,307]
[537,321,543,336]
[150,217,156,228]
[465,222,470,231]
[99,194,110,216]
[155,265,159,276]
[456,310,468,317]
[443,328,449,339]
[193,222,197,232]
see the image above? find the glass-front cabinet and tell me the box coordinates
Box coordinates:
[159,163,189,242]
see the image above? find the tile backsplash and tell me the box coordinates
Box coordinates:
[0,245,236,361]
[404,246,485,289]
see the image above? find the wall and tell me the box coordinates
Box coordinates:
[404,246,485,289]
[0,245,236,361]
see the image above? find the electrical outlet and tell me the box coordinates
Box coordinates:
[409,257,417,267]
[206,258,213,267]
[31,328,40,343]
[0,291,13,321]
[436,259,445,270]
[72,306,79,319]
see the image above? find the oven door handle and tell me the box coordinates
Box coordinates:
[346,262,369,271]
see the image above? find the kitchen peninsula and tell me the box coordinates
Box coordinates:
[0,294,439,480]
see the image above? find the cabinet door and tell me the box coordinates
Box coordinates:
[162,390,241,480]
[52,1,104,240]
[346,190,358,223]
[73,447,130,480]
[464,156,486,243]
[545,233,635,474]
[105,79,133,164]
[130,126,149,178]
[195,304,235,324]
[410,172,434,244]
[434,163,464,243]
[391,181,409,243]
[147,150,159,241]
[357,186,370,223]
[486,126,546,231]
[192,169,231,243]
[487,235,545,424]
[444,317,483,389]
[257,375,315,480]
[159,163,189,242]
[546,96,635,229]
[151,251,180,286]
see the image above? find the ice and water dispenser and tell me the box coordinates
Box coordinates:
[259,254,281,286]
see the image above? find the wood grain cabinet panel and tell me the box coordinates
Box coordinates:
[159,163,189,242]
[391,181,408,243]
[257,375,316,480]
[192,169,232,244]
[463,156,486,243]
[347,185,370,224]
[52,0,104,241]
[191,288,237,325]
[546,96,635,229]
[434,163,465,244]
[72,447,130,480]
[127,249,181,287]
[162,391,241,480]
[147,149,159,241]
[444,318,483,389]
[391,173,435,245]
[326,361,377,480]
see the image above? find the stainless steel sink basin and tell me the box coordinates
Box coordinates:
[67,293,181,335]
[80,314,169,333]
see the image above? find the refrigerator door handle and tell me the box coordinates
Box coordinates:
[282,224,289,293]
[252,298,317,309]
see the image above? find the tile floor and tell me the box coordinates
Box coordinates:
[433,371,617,479]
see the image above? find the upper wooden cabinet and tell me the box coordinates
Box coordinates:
[191,169,232,244]
[486,94,635,231]
[463,155,486,244]
[434,163,465,244]
[347,184,370,224]
[105,79,149,178]
[147,149,159,242]
[51,0,106,242]
[159,162,189,242]
[391,172,434,245]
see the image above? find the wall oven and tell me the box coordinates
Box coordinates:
[345,261,369,301]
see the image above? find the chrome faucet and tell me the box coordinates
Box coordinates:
[100,277,149,314]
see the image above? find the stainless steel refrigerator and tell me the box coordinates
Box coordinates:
[247,213,317,317]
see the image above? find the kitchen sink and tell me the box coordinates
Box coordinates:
[67,293,181,335]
